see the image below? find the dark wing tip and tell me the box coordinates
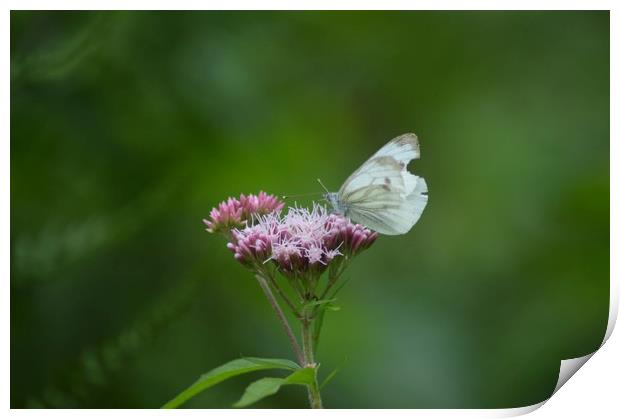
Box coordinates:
[393,132,418,144]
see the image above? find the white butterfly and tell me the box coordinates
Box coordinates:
[324,133,428,235]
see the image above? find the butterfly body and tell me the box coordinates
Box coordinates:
[326,133,428,235]
[324,192,348,216]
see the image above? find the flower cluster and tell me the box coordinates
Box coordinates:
[203,192,284,234]
[228,204,377,278]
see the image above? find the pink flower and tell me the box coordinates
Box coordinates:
[203,191,284,234]
[227,225,272,266]
[324,214,378,256]
[227,204,377,277]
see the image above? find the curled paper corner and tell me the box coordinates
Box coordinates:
[491,401,545,417]
[549,300,618,397]
[494,355,596,418]
[484,351,598,418]
[555,290,617,385]
[497,296,618,418]
[552,353,595,395]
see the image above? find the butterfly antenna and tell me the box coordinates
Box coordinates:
[316,178,330,193]
[282,192,323,200]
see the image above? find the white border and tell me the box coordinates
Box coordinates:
[4,2,617,417]
[1,0,617,10]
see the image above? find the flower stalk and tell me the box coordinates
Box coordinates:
[301,315,323,408]
[255,273,304,366]
[204,193,378,409]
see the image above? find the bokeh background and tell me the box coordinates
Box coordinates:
[10,11,609,408]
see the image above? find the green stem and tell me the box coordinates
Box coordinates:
[301,319,314,365]
[317,260,346,304]
[301,308,323,408]
[312,309,326,353]
[266,274,301,318]
[255,274,304,365]
[312,261,349,351]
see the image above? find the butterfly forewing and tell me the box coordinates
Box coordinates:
[370,133,420,161]
[339,157,406,200]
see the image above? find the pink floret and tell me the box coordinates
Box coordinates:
[203,191,284,234]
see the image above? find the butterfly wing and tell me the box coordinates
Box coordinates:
[338,133,428,235]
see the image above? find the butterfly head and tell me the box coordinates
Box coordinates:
[317,179,347,215]
[325,192,347,216]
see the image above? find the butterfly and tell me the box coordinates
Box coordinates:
[323,133,428,235]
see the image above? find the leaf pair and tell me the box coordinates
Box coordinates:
[162,357,313,409]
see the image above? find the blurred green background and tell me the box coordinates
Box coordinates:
[10,11,609,408]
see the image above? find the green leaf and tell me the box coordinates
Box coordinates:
[241,357,300,370]
[233,367,316,408]
[284,366,316,385]
[162,357,300,408]
[233,377,285,407]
